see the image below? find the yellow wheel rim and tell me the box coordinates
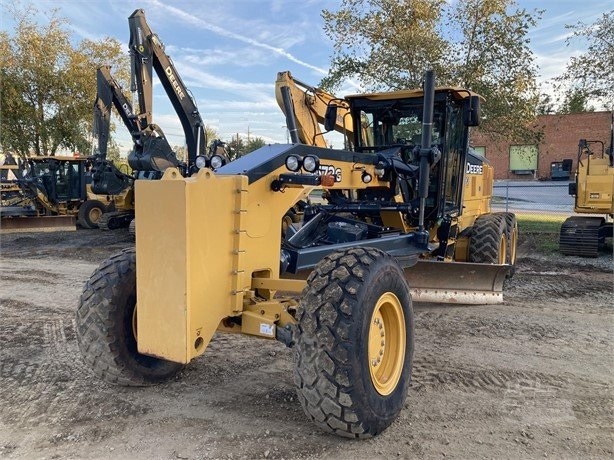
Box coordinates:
[368,292,406,396]
[132,305,138,341]
[509,225,518,265]
[89,206,103,223]
[498,233,507,264]
[282,215,293,235]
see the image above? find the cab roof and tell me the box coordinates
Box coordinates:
[345,86,484,102]
[28,156,89,162]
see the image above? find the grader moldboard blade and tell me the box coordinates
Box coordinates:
[404,260,511,304]
[0,215,77,233]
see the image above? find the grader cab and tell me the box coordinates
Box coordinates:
[77,70,516,438]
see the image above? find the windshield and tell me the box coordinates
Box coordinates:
[355,101,445,153]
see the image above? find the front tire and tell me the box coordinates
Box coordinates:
[469,214,508,264]
[76,248,183,386]
[294,247,414,438]
[77,199,105,229]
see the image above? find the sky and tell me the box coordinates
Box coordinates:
[1,0,611,155]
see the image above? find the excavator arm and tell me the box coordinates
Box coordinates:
[128,9,206,173]
[275,71,353,149]
[93,65,140,157]
[90,66,136,196]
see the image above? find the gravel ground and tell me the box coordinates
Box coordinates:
[0,228,612,459]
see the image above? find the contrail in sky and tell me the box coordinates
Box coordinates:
[149,0,328,75]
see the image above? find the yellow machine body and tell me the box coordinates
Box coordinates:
[135,157,506,364]
[574,155,614,214]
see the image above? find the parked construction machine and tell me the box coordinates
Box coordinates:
[275,70,517,271]
[77,70,517,438]
[0,156,107,232]
[88,10,222,231]
[559,118,614,256]
[90,65,138,230]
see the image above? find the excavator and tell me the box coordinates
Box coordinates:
[89,10,226,230]
[77,68,517,439]
[89,65,138,229]
[559,113,614,256]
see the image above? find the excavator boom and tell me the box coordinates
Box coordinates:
[128,9,206,169]
[275,71,353,148]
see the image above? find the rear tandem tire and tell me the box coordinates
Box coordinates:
[77,199,106,229]
[76,248,183,386]
[294,247,414,438]
[469,214,508,265]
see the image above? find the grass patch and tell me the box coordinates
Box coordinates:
[516,213,565,254]
[516,213,566,233]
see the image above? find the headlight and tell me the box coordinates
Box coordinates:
[302,155,320,173]
[285,155,302,172]
[361,171,373,183]
[195,155,208,169]
[210,154,225,169]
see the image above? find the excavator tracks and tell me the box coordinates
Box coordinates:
[98,211,134,231]
[559,216,605,257]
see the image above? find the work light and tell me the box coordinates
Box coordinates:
[303,155,320,173]
[285,155,302,172]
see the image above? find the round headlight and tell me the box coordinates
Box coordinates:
[285,155,302,172]
[210,154,225,169]
[195,155,208,169]
[302,155,320,173]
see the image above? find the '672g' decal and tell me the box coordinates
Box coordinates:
[318,164,342,182]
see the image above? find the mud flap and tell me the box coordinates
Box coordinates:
[0,215,77,233]
[404,260,510,304]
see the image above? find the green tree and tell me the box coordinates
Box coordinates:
[536,93,555,115]
[560,88,595,114]
[555,10,614,110]
[321,0,542,141]
[225,135,266,160]
[0,4,127,159]
[204,125,219,151]
[245,137,266,153]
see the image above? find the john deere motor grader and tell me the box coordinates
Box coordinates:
[559,117,614,257]
[77,71,516,438]
[0,156,109,232]
[275,70,517,272]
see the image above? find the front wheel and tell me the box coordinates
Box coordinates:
[294,247,414,438]
[76,248,183,386]
[77,199,105,229]
[469,214,508,264]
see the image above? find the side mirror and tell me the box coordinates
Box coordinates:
[324,105,338,132]
[463,95,481,127]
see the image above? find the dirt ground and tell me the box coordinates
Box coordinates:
[0,228,612,459]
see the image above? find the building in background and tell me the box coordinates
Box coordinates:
[472,111,611,181]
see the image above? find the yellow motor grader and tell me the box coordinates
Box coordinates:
[0,156,113,232]
[77,70,516,438]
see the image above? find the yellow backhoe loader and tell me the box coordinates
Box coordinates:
[77,70,517,438]
[559,114,614,256]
